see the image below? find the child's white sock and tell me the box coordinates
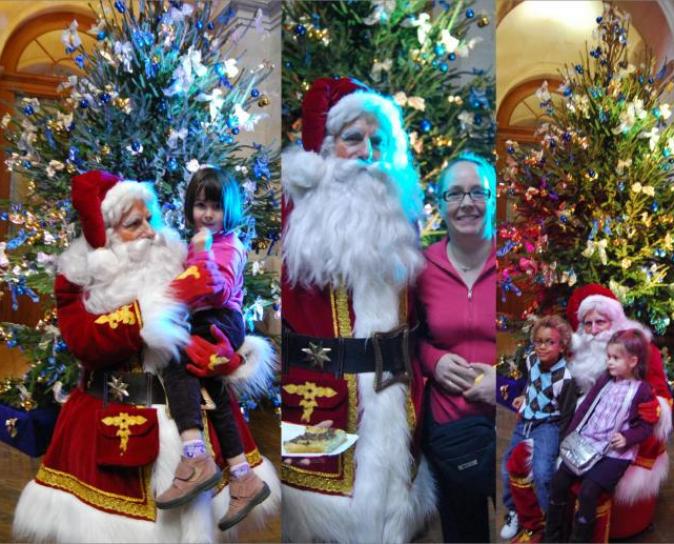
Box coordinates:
[183,439,207,459]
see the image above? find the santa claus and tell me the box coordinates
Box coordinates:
[506,284,672,542]
[280,78,436,543]
[12,170,279,543]
[566,284,672,538]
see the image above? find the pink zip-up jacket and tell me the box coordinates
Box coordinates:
[185,231,246,314]
[415,238,496,424]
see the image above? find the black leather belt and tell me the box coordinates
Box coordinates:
[282,324,416,392]
[85,371,167,406]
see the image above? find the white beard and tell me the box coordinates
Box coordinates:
[58,229,186,314]
[283,157,423,295]
[569,329,613,395]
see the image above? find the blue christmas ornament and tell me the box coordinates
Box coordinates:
[420,119,432,133]
[295,24,307,37]
[207,21,215,30]
[560,215,568,224]
[648,77,654,85]
[114,0,126,14]
[562,132,571,142]
[219,134,234,144]
[131,140,142,152]
[448,52,456,61]
[196,20,203,30]
[434,43,446,56]
[575,64,583,74]
[596,16,603,23]
[69,147,79,161]
[22,160,32,169]
[232,127,240,135]
[23,105,34,116]
[167,157,178,171]
[251,88,260,98]
[99,92,111,104]
[96,30,106,41]
[214,63,226,78]
[466,8,475,18]
[663,147,671,158]
[79,99,89,109]
[506,143,515,154]
[474,114,482,125]
[439,62,448,73]
[651,201,659,212]
[75,55,85,69]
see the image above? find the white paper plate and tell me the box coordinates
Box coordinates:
[281,421,358,458]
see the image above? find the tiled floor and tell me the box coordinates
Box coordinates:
[496,406,674,543]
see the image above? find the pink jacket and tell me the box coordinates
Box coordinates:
[186,231,246,314]
[415,238,496,424]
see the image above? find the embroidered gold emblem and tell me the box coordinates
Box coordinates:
[283,381,337,422]
[94,304,136,329]
[208,353,230,370]
[301,342,332,370]
[101,412,148,454]
[107,375,130,402]
[176,265,200,281]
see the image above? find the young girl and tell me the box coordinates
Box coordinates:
[544,328,655,543]
[157,167,269,530]
[500,315,577,540]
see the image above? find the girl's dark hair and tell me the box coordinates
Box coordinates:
[184,167,243,233]
[608,328,650,380]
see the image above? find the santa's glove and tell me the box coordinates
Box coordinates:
[170,261,224,307]
[638,398,661,424]
[185,325,244,378]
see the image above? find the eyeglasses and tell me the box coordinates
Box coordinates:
[441,188,491,203]
[533,339,558,348]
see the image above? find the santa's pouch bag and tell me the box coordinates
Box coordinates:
[95,406,159,468]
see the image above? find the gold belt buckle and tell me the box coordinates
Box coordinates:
[372,325,412,392]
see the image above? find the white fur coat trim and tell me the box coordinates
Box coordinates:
[13,404,280,543]
[613,450,669,505]
[653,395,672,443]
[224,335,277,399]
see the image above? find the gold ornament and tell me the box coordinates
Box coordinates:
[257,96,270,107]
[66,163,76,174]
[477,15,489,27]
[301,81,310,91]
[101,144,111,155]
[21,398,37,411]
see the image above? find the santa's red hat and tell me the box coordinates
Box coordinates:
[72,170,157,248]
[301,77,368,153]
[566,283,618,330]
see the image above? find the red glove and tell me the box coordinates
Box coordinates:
[638,398,661,424]
[170,261,224,307]
[185,325,244,378]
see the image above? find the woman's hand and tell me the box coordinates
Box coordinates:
[610,432,627,449]
[434,353,477,394]
[463,362,496,405]
[512,395,525,411]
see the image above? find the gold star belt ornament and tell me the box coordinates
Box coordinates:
[301,342,332,370]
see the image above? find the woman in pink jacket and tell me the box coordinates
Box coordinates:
[415,152,497,543]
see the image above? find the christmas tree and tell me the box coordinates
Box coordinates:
[0,0,280,412]
[282,0,495,245]
[498,5,674,342]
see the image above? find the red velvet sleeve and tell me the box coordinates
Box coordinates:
[55,274,144,370]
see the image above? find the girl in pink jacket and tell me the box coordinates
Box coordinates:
[157,167,269,529]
